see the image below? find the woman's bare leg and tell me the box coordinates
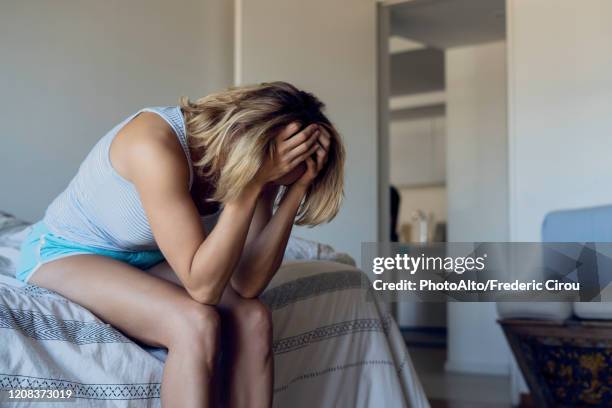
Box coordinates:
[217,286,273,408]
[148,262,273,407]
[30,255,219,408]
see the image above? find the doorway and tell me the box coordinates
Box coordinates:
[379,0,512,405]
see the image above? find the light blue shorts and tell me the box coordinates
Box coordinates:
[15,221,165,283]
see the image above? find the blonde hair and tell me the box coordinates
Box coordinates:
[180,81,345,226]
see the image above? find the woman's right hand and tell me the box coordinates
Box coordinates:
[254,122,321,186]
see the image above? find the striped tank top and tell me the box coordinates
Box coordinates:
[44,106,207,252]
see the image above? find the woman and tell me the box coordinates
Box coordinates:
[15,82,344,407]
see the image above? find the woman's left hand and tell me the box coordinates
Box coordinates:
[294,128,331,188]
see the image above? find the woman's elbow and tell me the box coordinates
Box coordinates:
[185,283,222,305]
[230,279,260,299]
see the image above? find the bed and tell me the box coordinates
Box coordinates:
[0,211,428,408]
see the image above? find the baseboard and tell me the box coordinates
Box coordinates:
[444,359,510,376]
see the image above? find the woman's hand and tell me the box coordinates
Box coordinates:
[232,127,330,298]
[294,128,331,188]
[254,123,321,187]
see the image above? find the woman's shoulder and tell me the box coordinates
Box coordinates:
[111,111,190,185]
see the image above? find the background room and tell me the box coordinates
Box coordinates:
[381,1,512,406]
[379,0,612,407]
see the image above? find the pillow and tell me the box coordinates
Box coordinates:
[0,211,32,277]
[284,236,355,266]
[0,211,31,243]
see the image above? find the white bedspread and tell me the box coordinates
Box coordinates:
[0,213,429,408]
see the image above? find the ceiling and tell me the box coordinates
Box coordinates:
[390,0,506,49]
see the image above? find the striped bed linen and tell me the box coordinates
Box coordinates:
[0,212,429,408]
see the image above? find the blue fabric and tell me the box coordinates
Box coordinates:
[542,204,612,242]
[15,221,165,282]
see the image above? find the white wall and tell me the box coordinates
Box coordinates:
[507,0,612,400]
[389,116,446,187]
[0,0,234,222]
[446,42,509,243]
[445,41,511,375]
[236,0,377,263]
[508,0,612,241]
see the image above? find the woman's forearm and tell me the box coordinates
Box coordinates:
[231,184,308,298]
[185,183,262,304]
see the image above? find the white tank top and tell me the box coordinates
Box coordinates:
[44,106,214,251]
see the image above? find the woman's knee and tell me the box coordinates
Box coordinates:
[234,299,272,348]
[169,301,220,358]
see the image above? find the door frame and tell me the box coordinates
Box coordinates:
[376,2,391,244]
